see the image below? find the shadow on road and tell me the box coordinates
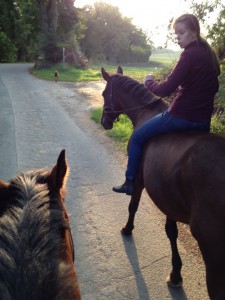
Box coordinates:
[122,234,188,300]
[122,234,151,299]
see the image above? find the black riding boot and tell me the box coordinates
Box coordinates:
[112,179,134,196]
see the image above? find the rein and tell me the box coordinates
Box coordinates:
[59,199,75,262]
[68,226,75,262]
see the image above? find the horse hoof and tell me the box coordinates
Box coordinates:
[121,226,133,236]
[166,276,183,288]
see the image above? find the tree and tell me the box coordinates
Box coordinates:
[0,32,17,62]
[165,0,225,62]
[37,0,85,66]
[185,0,225,60]
[0,0,85,65]
[15,0,41,61]
[77,2,152,63]
[0,0,18,43]
[0,0,41,61]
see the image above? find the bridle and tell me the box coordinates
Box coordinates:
[67,223,75,262]
[103,75,158,121]
[59,199,75,262]
[102,77,120,123]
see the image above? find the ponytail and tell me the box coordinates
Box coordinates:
[199,37,220,76]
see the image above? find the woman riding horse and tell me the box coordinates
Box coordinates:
[113,14,220,196]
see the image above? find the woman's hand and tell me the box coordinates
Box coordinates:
[144,74,155,84]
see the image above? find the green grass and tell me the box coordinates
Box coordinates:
[91,107,133,151]
[211,113,225,134]
[90,107,103,123]
[106,114,133,150]
[32,63,162,82]
[32,63,101,82]
[92,64,155,82]
[150,52,180,66]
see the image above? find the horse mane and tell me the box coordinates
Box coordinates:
[0,171,74,300]
[113,74,159,105]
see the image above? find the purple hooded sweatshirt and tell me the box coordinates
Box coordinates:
[145,41,219,121]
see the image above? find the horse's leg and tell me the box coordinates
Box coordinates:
[204,262,225,300]
[193,230,225,300]
[121,181,143,235]
[165,217,183,287]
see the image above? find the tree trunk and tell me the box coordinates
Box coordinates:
[38,0,58,34]
[38,0,48,35]
[47,0,58,33]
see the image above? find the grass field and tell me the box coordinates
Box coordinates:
[32,51,179,82]
[150,51,181,66]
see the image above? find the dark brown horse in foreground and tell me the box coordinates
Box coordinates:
[0,150,81,300]
[101,66,225,300]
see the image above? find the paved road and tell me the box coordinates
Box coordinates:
[0,63,209,300]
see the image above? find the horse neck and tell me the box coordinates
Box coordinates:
[124,96,168,127]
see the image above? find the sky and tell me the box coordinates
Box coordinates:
[75,0,191,50]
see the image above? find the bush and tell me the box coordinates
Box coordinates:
[128,45,151,63]
[211,113,225,134]
[0,32,17,62]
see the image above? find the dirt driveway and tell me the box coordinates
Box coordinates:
[53,80,127,166]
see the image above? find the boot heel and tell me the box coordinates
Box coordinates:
[112,179,134,195]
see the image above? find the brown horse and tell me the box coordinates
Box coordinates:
[101,66,225,300]
[0,150,81,300]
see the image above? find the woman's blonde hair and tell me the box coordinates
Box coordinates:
[173,14,220,76]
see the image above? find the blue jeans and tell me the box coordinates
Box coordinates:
[125,111,210,180]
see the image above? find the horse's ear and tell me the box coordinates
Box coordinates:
[0,181,9,191]
[101,67,110,82]
[0,180,8,188]
[0,180,9,200]
[49,149,69,191]
[117,66,123,75]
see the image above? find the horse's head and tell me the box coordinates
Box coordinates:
[0,150,69,212]
[101,66,162,130]
[0,150,74,261]
[101,66,123,129]
[0,150,81,299]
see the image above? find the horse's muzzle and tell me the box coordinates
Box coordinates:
[101,116,113,130]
